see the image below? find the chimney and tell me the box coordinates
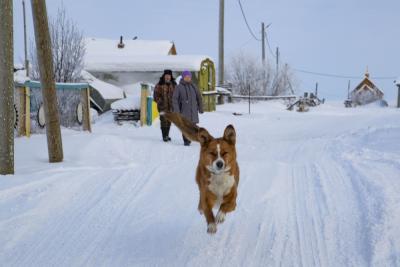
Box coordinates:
[118,36,125,49]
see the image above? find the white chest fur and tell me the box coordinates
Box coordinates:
[208,173,235,208]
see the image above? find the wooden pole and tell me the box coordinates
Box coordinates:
[397,85,400,108]
[140,83,149,126]
[22,0,29,77]
[0,0,14,174]
[261,22,265,65]
[248,84,251,114]
[218,0,224,85]
[31,0,63,162]
[82,88,91,132]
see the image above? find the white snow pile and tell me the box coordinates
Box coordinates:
[81,71,124,100]
[1,101,400,266]
[13,69,29,84]
[90,108,99,123]
[396,77,400,85]
[360,99,389,107]
[110,82,154,110]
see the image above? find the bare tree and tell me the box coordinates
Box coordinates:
[30,4,85,83]
[31,0,63,163]
[0,0,14,175]
[227,52,296,96]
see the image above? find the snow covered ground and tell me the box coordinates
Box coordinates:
[1,101,399,267]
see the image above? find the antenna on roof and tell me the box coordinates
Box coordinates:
[118,36,125,49]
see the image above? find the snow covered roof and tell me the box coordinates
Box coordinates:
[82,71,124,100]
[85,37,175,57]
[85,55,213,73]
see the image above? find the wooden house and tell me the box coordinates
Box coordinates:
[350,71,384,106]
[84,37,216,112]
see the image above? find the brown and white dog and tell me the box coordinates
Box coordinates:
[162,112,239,234]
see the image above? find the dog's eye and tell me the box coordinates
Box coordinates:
[209,152,217,157]
[221,152,228,157]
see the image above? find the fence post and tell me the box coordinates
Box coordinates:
[147,96,152,126]
[140,83,149,126]
[82,87,91,132]
[397,85,400,108]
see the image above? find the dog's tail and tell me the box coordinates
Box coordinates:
[160,111,200,142]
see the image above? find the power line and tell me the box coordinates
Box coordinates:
[237,0,261,41]
[293,68,397,80]
[265,34,276,59]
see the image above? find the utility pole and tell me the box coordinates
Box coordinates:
[31,0,64,163]
[347,80,351,99]
[276,46,280,74]
[0,0,14,174]
[22,0,29,76]
[261,22,265,66]
[315,82,318,97]
[218,0,224,86]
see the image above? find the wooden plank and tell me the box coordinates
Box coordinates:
[25,87,30,137]
[16,80,89,90]
[140,84,149,126]
[82,87,91,132]
[17,87,26,136]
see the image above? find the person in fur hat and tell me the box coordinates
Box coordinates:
[153,69,177,142]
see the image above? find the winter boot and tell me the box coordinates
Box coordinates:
[166,126,171,141]
[161,127,169,142]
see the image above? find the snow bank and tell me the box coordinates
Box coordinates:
[82,71,124,100]
[2,102,400,266]
[110,97,141,110]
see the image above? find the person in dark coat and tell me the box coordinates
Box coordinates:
[154,69,176,142]
[172,70,204,146]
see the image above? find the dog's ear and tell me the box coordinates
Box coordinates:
[223,125,236,145]
[198,128,213,146]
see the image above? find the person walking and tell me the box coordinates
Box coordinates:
[154,69,176,142]
[172,70,204,146]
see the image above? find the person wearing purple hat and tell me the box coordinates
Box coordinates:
[172,70,204,146]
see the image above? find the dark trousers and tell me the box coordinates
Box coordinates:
[160,115,171,128]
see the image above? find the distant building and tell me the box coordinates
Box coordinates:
[350,70,384,105]
[83,37,216,111]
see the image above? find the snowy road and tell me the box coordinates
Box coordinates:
[1,102,399,266]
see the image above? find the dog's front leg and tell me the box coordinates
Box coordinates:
[217,187,237,224]
[204,196,217,234]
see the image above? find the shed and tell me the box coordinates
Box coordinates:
[14,77,91,136]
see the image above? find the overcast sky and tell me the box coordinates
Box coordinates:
[13,0,400,101]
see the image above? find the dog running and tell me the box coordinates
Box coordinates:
[162,111,239,234]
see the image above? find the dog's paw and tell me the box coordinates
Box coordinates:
[207,223,217,234]
[216,211,226,224]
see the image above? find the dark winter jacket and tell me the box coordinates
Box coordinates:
[172,80,203,123]
[153,82,175,112]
